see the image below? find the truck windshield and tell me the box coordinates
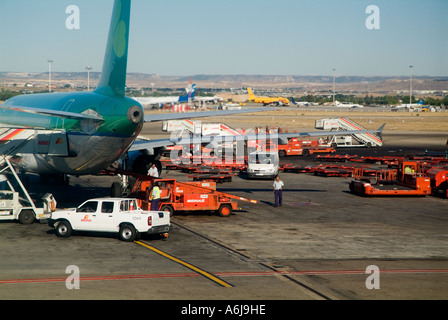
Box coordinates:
[248,152,279,165]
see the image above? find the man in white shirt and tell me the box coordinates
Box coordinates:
[273,176,284,207]
[147,164,159,178]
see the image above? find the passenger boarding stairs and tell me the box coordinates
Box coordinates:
[0,129,41,215]
[0,128,66,216]
[0,128,69,157]
[316,118,382,147]
[337,118,382,147]
[0,128,37,157]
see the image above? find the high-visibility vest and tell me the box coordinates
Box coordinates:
[151,186,161,199]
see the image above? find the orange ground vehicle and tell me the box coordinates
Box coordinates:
[278,137,336,157]
[349,161,432,196]
[426,167,448,198]
[129,178,257,217]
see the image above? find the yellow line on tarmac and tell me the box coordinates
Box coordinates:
[134,240,233,288]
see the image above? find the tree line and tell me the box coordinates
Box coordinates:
[294,94,448,106]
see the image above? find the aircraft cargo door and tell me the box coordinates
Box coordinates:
[36,130,70,156]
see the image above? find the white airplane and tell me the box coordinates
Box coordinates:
[334,101,364,108]
[290,98,311,107]
[194,95,224,104]
[393,99,425,110]
[133,84,196,106]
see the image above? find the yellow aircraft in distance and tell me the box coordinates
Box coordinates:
[247,88,290,106]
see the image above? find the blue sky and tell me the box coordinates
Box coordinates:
[0,0,447,76]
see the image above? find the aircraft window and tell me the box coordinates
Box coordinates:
[77,201,98,213]
[101,202,114,213]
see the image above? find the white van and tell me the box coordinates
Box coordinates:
[247,151,279,179]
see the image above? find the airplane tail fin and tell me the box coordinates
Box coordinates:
[418,99,424,105]
[178,84,196,103]
[247,88,255,100]
[189,84,196,100]
[95,0,131,97]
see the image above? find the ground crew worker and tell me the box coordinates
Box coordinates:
[150,182,161,211]
[147,164,159,178]
[273,176,284,207]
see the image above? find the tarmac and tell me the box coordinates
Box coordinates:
[0,110,447,303]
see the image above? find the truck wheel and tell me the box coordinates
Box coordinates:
[218,205,232,217]
[279,150,286,157]
[160,205,174,217]
[119,224,137,242]
[55,221,72,238]
[18,210,35,225]
[349,181,355,194]
[302,149,310,156]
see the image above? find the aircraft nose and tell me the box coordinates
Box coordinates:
[127,105,143,124]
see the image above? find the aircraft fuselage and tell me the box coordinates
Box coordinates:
[0,91,144,175]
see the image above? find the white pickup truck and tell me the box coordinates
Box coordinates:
[48,198,171,242]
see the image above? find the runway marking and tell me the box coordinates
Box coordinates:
[134,240,234,288]
[1,269,448,285]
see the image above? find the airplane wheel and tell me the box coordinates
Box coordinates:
[111,182,122,197]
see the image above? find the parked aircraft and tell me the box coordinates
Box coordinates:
[194,94,224,104]
[393,99,425,110]
[133,84,196,107]
[0,0,273,183]
[0,0,385,195]
[247,88,290,106]
[333,101,364,108]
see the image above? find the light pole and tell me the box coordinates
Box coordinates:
[409,65,413,104]
[332,68,336,105]
[86,66,92,91]
[48,59,54,93]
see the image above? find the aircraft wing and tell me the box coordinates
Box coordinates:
[272,125,385,139]
[134,97,179,105]
[128,138,175,152]
[144,107,275,123]
[128,124,385,154]
[166,126,385,144]
[0,105,104,122]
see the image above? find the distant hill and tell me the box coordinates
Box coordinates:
[1,72,447,92]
